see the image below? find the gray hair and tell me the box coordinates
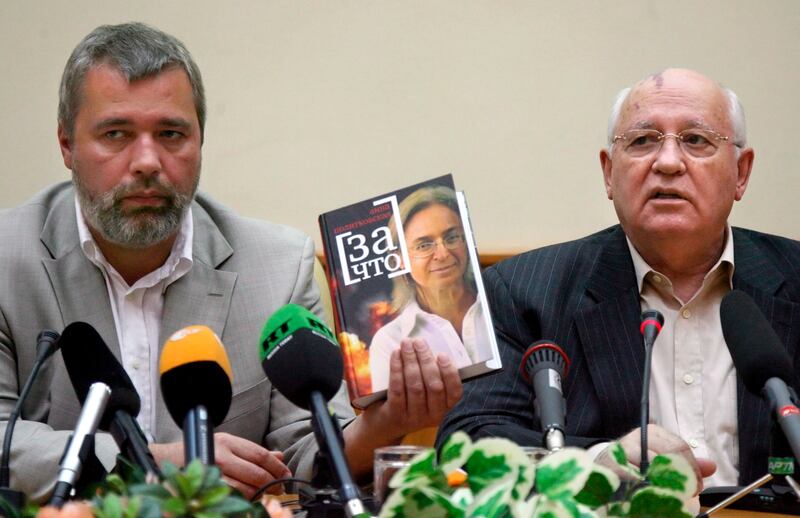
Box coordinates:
[389,185,476,312]
[606,78,747,149]
[58,22,206,141]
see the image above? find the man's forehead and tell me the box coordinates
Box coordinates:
[618,69,730,130]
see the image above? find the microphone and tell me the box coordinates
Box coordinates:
[49,382,111,508]
[0,329,59,510]
[259,304,365,518]
[721,290,800,465]
[59,322,161,480]
[520,340,570,451]
[639,309,664,475]
[160,325,233,465]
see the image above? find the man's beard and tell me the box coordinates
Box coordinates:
[72,172,198,249]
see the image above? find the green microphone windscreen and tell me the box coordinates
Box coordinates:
[259,304,343,409]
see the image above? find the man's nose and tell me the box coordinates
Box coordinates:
[129,135,162,176]
[652,135,687,175]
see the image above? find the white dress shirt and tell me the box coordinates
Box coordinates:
[626,226,738,486]
[75,198,194,439]
[368,298,490,391]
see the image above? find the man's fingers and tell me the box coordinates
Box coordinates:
[618,426,710,496]
[400,339,426,418]
[412,339,447,414]
[697,457,717,478]
[222,475,258,500]
[214,433,291,495]
[437,354,462,408]
[226,437,289,480]
[387,348,406,408]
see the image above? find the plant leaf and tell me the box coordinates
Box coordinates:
[100,492,124,518]
[574,470,615,508]
[378,486,448,518]
[388,448,439,489]
[609,442,642,480]
[535,448,593,499]
[439,431,473,474]
[206,496,257,515]
[129,481,172,499]
[136,498,163,518]
[467,473,514,518]
[199,484,232,507]
[161,496,187,515]
[628,487,693,518]
[465,449,512,493]
[646,454,696,500]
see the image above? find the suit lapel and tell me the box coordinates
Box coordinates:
[154,203,237,441]
[575,227,645,435]
[731,228,800,483]
[39,190,120,355]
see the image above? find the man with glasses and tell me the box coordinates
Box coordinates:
[439,68,800,490]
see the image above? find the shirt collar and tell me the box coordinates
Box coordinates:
[75,196,194,290]
[626,223,735,293]
[394,299,423,337]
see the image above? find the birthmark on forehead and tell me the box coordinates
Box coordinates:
[633,102,640,111]
[649,72,664,88]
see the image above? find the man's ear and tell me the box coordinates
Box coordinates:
[600,148,614,200]
[57,122,74,170]
[734,147,755,201]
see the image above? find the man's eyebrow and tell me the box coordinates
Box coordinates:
[92,118,131,131]
[629,121,656,130]
[683,119,714,130]
[91,117,193,131]
[159,118,192,129]
[627,119,714,131]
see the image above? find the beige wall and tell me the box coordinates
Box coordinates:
[2,1,798,254]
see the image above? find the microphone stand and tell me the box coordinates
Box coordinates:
[308,392,366,518]
[0,330,60,512]
[697,473,774,517]
[640,339,655,476]
[699,425,800,516]
[638,310,663,476]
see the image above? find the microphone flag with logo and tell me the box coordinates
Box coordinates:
[259,304,343,408]
[259,304,367,518]
[160,325,233,465]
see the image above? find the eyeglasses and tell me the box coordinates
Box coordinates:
[612,128,737,158]
[409,232,465,258]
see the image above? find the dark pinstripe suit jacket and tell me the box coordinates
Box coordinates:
[438,225,800,485]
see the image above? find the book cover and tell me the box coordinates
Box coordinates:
[319,175,501,408]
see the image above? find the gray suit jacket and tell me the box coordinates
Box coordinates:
[0,182,354,501]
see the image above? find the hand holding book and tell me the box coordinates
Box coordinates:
[341,337,462,475]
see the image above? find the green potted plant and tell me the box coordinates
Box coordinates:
[1,460,263,518]
[379,431,697,518]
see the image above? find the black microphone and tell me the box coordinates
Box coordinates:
[520,340,570,451]
[160,325,233,465]
[59,322,161,481]
[49,382,111,508]
[639,309,664,475]
[0,329,59,510]
[259,304,366,518]
[721,290,800,465]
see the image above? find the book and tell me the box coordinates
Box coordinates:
[318,174,501,409]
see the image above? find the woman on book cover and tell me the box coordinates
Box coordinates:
[368,185,491,391]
